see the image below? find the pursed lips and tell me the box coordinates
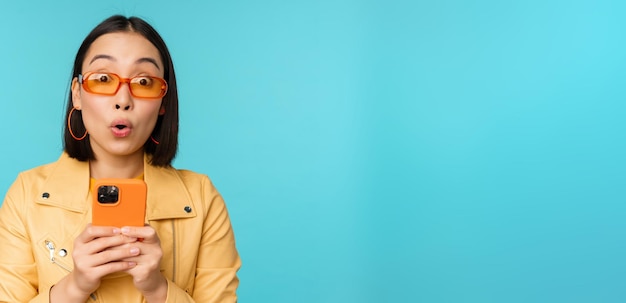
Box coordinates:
[110,119,132,137]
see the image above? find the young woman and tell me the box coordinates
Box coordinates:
[0,15,241,302]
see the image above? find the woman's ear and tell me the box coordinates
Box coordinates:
[71,77,82,109]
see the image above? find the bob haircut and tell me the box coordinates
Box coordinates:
[63,15,178,167]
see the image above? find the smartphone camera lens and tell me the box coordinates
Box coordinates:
[97,185,119,204]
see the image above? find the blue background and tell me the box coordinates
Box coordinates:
[1,1,625,302]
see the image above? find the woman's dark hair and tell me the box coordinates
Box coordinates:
[63,15,178,166]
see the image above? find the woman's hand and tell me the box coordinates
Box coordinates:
[50,224,139,303]
[120,225,168,302]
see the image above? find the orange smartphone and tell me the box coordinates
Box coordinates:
[92,178,147,227]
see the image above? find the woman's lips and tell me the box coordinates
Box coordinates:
[111,125,132,137]
[110,119,132,137]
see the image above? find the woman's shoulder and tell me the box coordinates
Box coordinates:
[175,168,214,182]
[147,164,218,191]
[16,154,71,181]
[4,154,73,201]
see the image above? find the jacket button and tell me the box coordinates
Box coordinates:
[42,192,50,199]
[59,249,67,257]
[184,206,192,213]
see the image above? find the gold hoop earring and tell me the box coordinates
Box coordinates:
[150,136,160,145]
[68,107,88,141]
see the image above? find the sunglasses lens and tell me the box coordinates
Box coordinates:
[130,76,167,98]
[84,73,120,95]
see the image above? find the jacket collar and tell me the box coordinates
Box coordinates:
[35,153,196,220]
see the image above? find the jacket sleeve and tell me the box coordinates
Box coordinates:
[0,174,52,303]
[163,175,241,303]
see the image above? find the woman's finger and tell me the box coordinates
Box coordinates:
[120,225,159,244]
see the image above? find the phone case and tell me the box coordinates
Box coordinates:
[92,178,147,227]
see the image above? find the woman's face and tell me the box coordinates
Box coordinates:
[71,32,164,161]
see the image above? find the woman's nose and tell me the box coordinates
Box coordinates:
[114,83,133,110]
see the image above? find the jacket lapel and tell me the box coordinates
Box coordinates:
[35,153,90,213]
[144,156,197,220]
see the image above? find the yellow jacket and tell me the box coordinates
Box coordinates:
[0,153,241,302]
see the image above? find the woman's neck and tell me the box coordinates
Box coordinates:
[89,151,144,179]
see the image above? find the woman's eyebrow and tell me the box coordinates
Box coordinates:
[136,57,161,70]
[88,54,161,70]
[89,54,115,65]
